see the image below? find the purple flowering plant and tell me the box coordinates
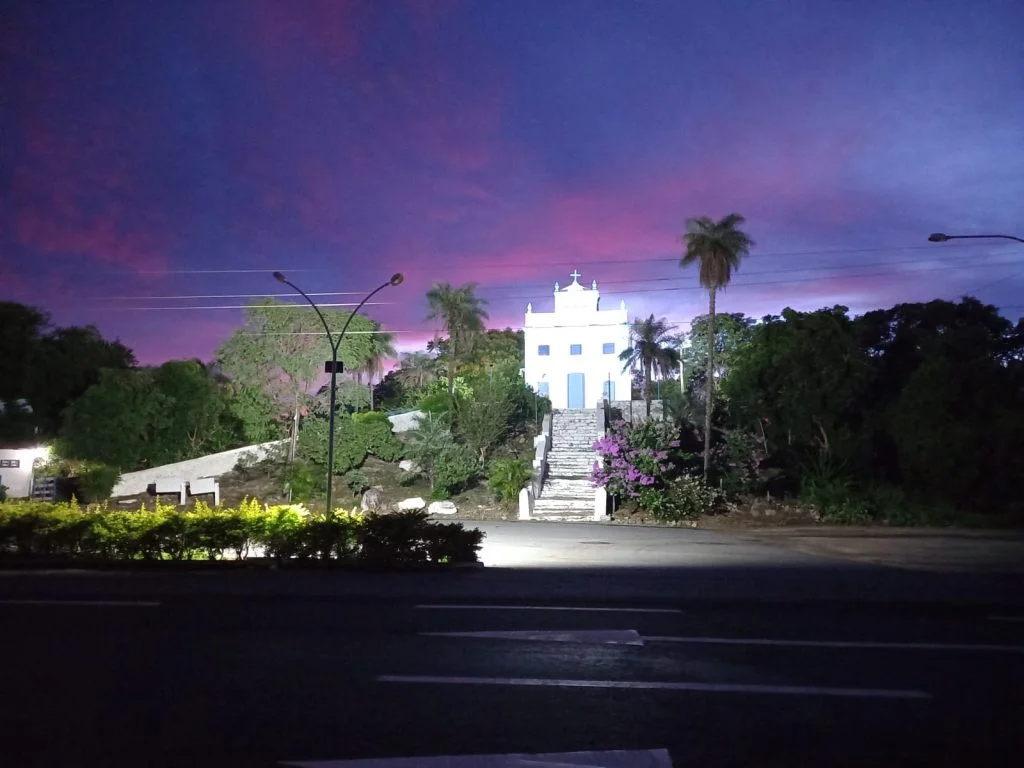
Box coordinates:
[591,419,683,500]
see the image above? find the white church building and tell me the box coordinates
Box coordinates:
[523,270,632,409]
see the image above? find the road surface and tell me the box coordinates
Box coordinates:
[1,522,1021,767]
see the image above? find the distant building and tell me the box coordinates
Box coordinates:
[0,445,51,499]
[523,271,631,409]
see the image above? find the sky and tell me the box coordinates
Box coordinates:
[2,0,1023,365]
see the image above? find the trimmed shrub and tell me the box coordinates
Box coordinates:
[0,498,482,566]
[358,510,482,565]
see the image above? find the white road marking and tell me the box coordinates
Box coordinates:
[415,604,682,614]
[645,636,1024,653]
[377,675,930,699]
[422,629,644,646]
[0,599,160,607]
[281,748,674,767]
[989,616,1024,623]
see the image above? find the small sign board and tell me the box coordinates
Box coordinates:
[0,459,20,468]
[324,361,344,374]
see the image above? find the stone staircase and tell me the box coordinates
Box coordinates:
[533,408,599,521]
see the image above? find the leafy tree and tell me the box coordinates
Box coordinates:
[58,360,240,470]
[680,213,755,480]
[0,303,135,441]
[854,299,1024,511]
[724,306,871,471]
[0,302,47,404]
[216,299,376,461]
[619,314,681,419]
[682,313,755,395]
[454,375,514,465]
[350,320,396,409]
[425,283,489,404]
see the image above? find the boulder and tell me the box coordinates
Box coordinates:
[398,459,421,473]
[387,410,426,433]
[360,486,385,512]
[427,500,458,516]
[396,496,426,512]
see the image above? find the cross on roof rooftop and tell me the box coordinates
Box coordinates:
[569,269,581,281]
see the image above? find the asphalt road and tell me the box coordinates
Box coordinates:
[2,523,1022,767]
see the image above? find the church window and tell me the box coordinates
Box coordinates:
[602,343,615,354]
[538,345,550,356]
[570,344,582,355]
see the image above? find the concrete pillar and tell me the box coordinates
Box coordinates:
[593,486,607,521]
[518,486,534,520]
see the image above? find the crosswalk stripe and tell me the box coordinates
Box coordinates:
[377,675,930,699]
[416,604,681,614]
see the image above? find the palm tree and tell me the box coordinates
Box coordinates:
[619,314,681,419]
[680,213,755,480]
[360,323,396,410]
[397,351,439,389]
[425,282,489,403]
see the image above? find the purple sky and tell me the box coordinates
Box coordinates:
[3,0,1023,364]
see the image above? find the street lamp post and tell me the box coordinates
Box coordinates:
[273,271,404,515]
[928,232,1024,244]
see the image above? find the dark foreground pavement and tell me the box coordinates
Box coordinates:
[2,524,1022,767]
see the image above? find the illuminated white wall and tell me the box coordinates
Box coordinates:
[0,446,51,498]
[523,273,631,409]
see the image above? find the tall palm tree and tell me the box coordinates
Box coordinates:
[397,351,439,389]
[360,323,396,410]
[619,314,681,419]
[425,282,489,403]
[680,213,755,480]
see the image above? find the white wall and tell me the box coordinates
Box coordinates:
[523,276,631,409]
[110,441,286,498]
[0,446,52,499]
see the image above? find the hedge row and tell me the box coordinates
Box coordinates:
[0,499,483,566]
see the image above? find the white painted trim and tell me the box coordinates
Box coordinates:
[0,599,160,607]
[377,675,930,699]
[421,629,644,646]
[645,636,1024,653]
[281,748,675,767]
[415,604,682,614]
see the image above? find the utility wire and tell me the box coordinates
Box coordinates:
[92,250,1022,302]
[96,260,1024,310]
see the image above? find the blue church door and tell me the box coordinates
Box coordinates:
[567,373,585,408]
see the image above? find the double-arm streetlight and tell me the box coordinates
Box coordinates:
[273,271,404,514]
[928,232,1024,244]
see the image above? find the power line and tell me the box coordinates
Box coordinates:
[91,250,1021,302]
[87,259,1024,310]
[93,301,397,312]
[50,239,1002,280]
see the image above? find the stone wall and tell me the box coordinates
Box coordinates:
[111,441,286,497]
[606,399,664,424]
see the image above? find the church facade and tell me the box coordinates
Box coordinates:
[523,271,632,409]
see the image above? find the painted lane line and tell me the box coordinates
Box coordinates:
[646,636,1024,653]
[989,616,1024,623]
[0,599,160,607]
[377,675,930,700]
[415,604,682,614]
[281,748,674,767]
[421,629,645,646]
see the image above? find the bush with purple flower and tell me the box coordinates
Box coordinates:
[592,419,722,520]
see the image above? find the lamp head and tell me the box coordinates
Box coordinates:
[273,271,287,283]
[389,272,404,286]
[928,233,949,243]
